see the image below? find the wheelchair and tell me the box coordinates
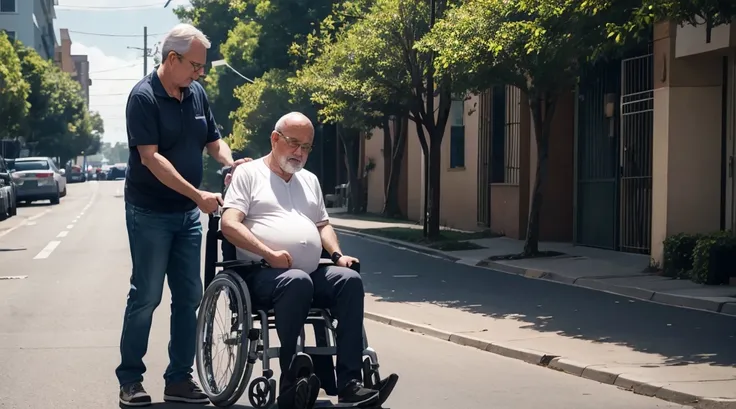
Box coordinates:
[195,166,386,408]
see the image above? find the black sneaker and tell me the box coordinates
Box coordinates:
[119,382,152,407]
[277,377,311,409]
[337,380,379,407]
[163,378,209,404]
[307,373,321,408]
[374,373,399,407]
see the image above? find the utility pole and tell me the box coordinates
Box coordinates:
[126,26,156,77]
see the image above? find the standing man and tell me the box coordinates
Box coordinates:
[116,23,245,407]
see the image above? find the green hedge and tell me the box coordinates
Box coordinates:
[662,233,702,279]
[691,230,736,285]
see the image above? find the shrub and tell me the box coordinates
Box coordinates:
[692,230,736,285]
[662,233,702,279]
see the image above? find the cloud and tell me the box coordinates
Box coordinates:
[70,42,148,145]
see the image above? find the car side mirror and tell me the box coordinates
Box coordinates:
[59,169,66,176]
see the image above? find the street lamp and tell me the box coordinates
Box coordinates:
[211,59,255,84]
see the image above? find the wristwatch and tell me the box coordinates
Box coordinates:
[331,252,343,264]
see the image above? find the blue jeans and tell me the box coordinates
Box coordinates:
[116,203,203,387]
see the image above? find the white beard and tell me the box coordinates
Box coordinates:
[278,155,304,174]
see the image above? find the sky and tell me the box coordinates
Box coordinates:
[55,0,194,144]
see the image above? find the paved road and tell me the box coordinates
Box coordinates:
[0,180,687,408]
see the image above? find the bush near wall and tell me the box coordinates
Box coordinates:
[692,230,736,285]
[662,233,702,279]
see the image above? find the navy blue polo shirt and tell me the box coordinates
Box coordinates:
[124,68,221,213]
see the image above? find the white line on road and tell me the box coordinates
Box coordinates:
[27,221,36,226]
[0,209,53,238]
[57,231,68,238]
[33,241,61,260]
[66,224,74,229]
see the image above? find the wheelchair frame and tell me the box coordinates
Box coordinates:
[195,166,383,408]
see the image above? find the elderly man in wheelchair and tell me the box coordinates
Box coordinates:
[197,112,398,409]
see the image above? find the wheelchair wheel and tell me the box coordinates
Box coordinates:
[196,270,255,406]
[362,356,381,389]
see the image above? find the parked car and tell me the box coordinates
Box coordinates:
[107,163,127,180]
[0,155,17,219]
[10,157,67,205]
[66,164,86,183]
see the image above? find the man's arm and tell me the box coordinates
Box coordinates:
[318,222,343,256]
[206,139,234,167]
[127,93,201,203]
[221,208,275,259]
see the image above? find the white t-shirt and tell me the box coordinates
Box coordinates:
[222,157,329,273]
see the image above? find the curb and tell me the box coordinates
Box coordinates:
[364,311,736,409]
[334,227,736,318]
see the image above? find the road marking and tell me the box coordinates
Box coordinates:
[57,231,68,238]
[27,221,36,226]
[392,275,419,278]
[0,275,27,280]
[0,209,53,238]
[33,241,61,260]
[66,224,74,229]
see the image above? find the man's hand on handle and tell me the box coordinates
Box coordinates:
[196,191,223,214]
[336,255,359,268]
[224,157,254,186]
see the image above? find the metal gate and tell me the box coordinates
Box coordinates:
[477,89,492,227]
[619,54,654,254]
[575,60,621,249]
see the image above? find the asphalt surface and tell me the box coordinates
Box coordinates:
[0,180,689,408]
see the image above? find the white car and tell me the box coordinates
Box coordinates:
[11,157,67,205]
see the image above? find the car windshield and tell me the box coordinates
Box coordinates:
[12,160,50,171]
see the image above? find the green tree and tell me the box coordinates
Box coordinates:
[0,31,30,140]
[418,0,664,255]
[291,2,411,216]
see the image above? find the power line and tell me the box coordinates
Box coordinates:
[67,29,166,38]
[89,63,143,74]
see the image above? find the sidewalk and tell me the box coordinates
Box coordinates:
[329,211,736,408]
[328,211,736,317]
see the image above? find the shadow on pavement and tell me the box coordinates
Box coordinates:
[340,234,736,368]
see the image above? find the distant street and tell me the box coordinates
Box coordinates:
[0,181,689,408]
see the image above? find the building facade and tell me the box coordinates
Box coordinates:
[361,18,736,266]
[0,0,57,59]
[54,28,92,108]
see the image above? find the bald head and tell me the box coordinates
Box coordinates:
[270,112,315,175]
[274,112,314,136]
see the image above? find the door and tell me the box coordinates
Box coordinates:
[477,89,492,227]
[727,53,736,231]
[619,53,654,254]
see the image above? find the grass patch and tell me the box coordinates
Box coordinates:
[359,227,499,251]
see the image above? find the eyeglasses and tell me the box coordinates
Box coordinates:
[276,131,313,153]
[174,52,205,73]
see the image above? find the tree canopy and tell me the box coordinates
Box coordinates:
[0,33,103,162]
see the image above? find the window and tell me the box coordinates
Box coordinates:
[12,160,49,171]
[0,0,15,13]
[2,30,15,40]
[490,85,521,184]
[450,98,465,168]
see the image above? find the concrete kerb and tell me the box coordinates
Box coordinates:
[363,311,736,409]
[333,226,736,317]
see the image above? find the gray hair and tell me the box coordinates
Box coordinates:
[274,112,313,134]
[160,23,211,60]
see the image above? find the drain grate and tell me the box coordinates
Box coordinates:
[0,275,28,280]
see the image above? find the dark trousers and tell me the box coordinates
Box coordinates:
[245,265,365,392]
[116,203,203,387]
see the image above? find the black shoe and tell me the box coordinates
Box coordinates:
[163,378,209,404]
[277,377,311,409]
[280,352,316,395]
[337,380,379,407]
[119,382,152,407]
[307,373,321,408]
[375,373,398,407]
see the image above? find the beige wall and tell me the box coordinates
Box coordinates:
[363,95,482,231]
[55,28,74,74]
[650,21,727,264]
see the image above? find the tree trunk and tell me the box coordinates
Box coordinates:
[427,136,442,239]
[523,94,557,256]
[383,116,407,218]
[338,126,362,214]
[412,118,430,236]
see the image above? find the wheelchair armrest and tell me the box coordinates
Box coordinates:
[318,258,360,273]
[215,259,265,270]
